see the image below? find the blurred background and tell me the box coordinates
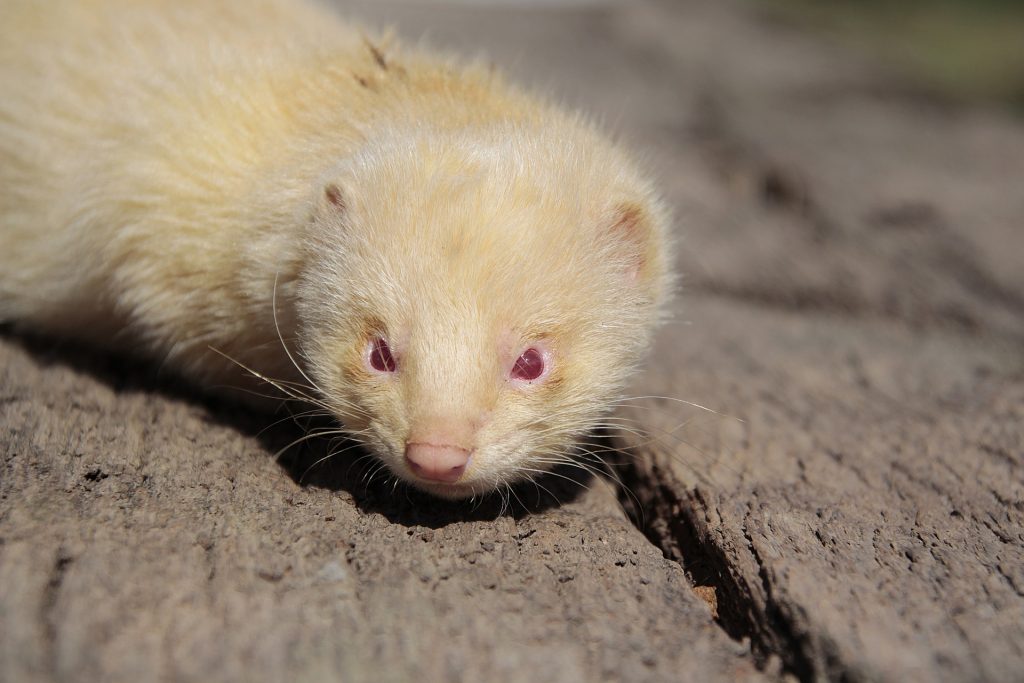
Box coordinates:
[336,0,1024,114]
[752,0,1024,114]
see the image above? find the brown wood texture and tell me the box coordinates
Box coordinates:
[613,3,1024,681]
[2,1,1022,681]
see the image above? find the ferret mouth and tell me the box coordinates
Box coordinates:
[398,466,515,500]
[403,476,482,500]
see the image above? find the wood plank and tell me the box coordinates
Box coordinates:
[614,2,1024,680]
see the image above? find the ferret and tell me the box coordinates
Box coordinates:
[0,0,673,499]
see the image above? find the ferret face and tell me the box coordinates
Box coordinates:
[296,128,670,498]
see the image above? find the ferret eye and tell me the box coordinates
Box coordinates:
[510,347,545,382]
[368,337,397,373]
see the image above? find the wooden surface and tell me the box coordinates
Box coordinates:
[2,1,1022,681]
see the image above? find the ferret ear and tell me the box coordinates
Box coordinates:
[319,181,348,215]
[604,201,656,283]
[313,177,356,232]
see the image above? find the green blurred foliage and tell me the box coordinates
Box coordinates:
[753,0,1024,113]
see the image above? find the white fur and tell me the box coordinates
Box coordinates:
[0,0,674,497]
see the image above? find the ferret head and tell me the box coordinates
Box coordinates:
[296,123,672,499]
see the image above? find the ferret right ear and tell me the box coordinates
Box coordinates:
[313,179,355,231]
[320,182,348,214]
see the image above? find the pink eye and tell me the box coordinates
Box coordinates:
[368,337,397,373]
[510,347,545,382]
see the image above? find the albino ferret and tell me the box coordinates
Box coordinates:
[0,0,673,499]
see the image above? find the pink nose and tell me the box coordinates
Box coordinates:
[404,442,471,483]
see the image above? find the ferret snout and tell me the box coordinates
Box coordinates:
[403,416,479,484]
[404,443,472,483]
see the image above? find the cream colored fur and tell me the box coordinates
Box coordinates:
[0,0,673,497]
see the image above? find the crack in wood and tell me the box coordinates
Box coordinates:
[40,547,74,674]
[609,455,858,683]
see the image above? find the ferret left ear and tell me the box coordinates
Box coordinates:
[605,201,654,282]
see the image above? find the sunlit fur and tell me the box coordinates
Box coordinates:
[0,0,674,498]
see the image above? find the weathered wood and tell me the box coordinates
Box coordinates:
[622,301,1023,682]
[609,2,1024,680]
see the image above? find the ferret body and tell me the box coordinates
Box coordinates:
[0,0,672,498]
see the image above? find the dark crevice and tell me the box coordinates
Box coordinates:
[607,451,853,683]
[41,547,74,671]
[739,509,855,683]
